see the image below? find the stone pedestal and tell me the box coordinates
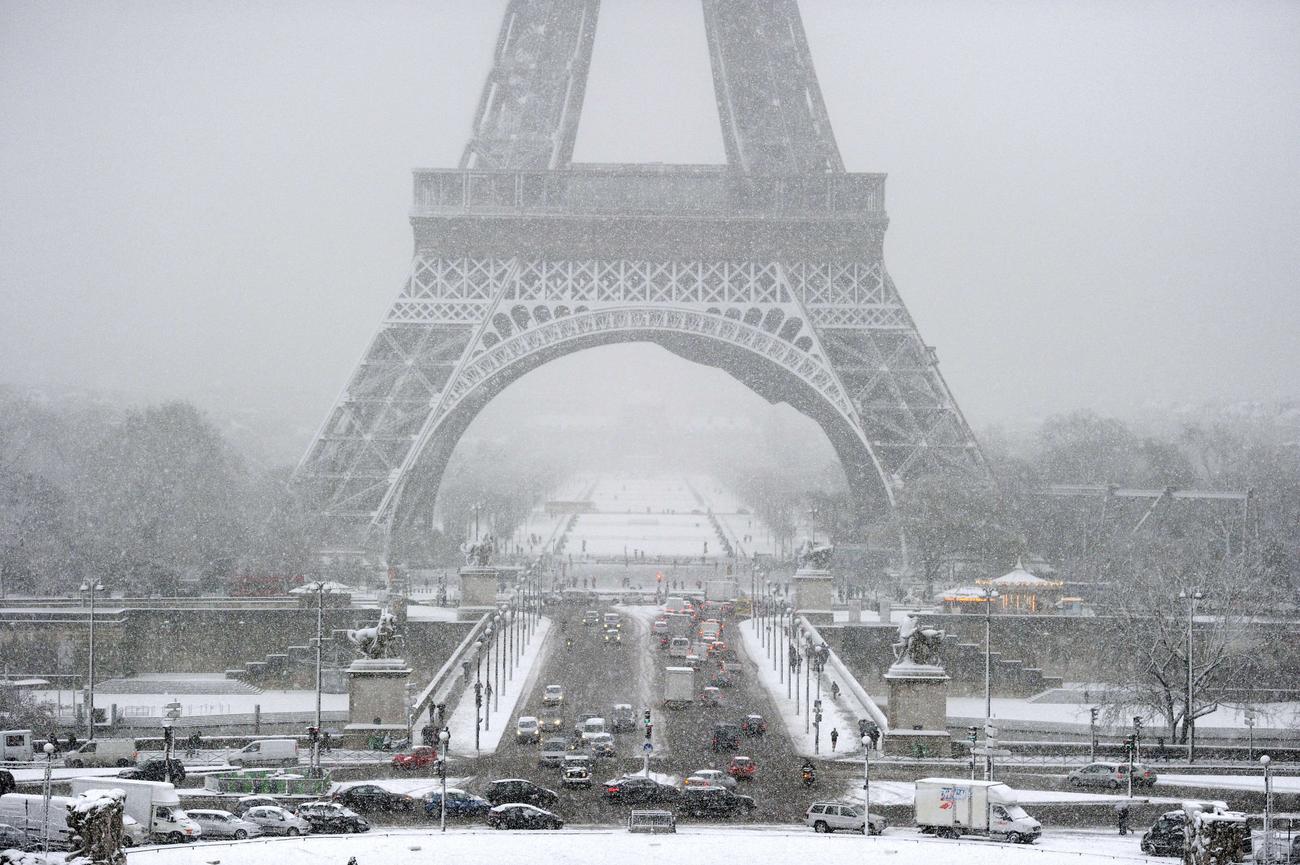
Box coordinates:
[459,566,499,608]
[344,658,411,746]
[792,568,834,626]
[883,663,951,757]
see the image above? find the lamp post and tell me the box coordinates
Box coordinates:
[983,585,999,781]
[506,609,515,682]
[804,635,813,735]
[1178,588,1204,763]
[474,639,484,750]
[40,741,55,855]
[305,580,330,772]
[1261,754,1273,863]
[762,582,770,652]
[860,734,872,836]
[438,728,451,832]
[493,613,502,712]
[79,580,104,740]
[1245,711,1255,761]
[483,627,493,732]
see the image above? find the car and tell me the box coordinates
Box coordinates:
[295,801,370,834]
[740,714,767,737]
[685,769,736,790]
[118,758,187,784]
[484,778,559,807]
[678,786,755,818]
[542,685,565,706]
[562,753,593,773]
[610,704,636,733]
[1067,761,1157,789]
[727,755,756,780]
[699,687,722,707]
[711,722,742,752]
[805,802,886,835]
[486,803,564,830]
[423,788,491,819]
[516,716,541,744]
[0,770,14,797]
[577,716,607,740]
[587,733,616,758]
[241,806,311,837]
[603,612,622,629]
[392,745,439,770]
[651,618,669,636]
[604,776,679,805]
[582,610,601,626]
[539,712,565,735]
[603,627,622,644]
[334,784,417,813]
[234,795,281,815]
[186,809,264,840]
[562,765,593,789]
[539,737,570,767]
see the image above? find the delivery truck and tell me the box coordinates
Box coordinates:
[913,778,1040,844]
[664,667,695,709]
[666,613,693,638]
[705,580,737,602]
[69,777,200,844]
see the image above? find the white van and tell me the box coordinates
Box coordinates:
[64,738,137,768]
[668,637,690,658]
[1,730,33,762]
[580,717,607,741]
[228,739,299,768]
[0,793,75,849]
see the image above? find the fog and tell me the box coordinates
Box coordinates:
[2,0,1298,460]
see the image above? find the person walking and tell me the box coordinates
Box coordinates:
[1115,803,1130,836]
[830,728,839,751]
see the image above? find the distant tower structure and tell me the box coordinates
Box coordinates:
[293,0,988,563]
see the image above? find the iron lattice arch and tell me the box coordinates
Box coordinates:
[292,0,990,560]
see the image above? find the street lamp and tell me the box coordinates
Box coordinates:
[860,734,872,836]
[1245,710,1255,761]
[41,741,55,855]
[438,728,451,833]
[483,627,494,732]
[493,612,502,711]
[1178,588,1205,763]
[79,580,104,741]
[304,580,331,772]
[1261,754,1273,863]
[982,585,999,781]
[804,634,813,735]
[473,639,484,751]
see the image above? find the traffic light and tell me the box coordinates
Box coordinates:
[1123,734,1135,756]
[645,724,653,740]
[643,709,651,725]
[656,572,663,583]
[967,725,978,743]
[1132,716,1143,736]
[307,726,319,743]
[1090,707,1099,723]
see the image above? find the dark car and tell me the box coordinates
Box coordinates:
[333,784,417,813]
[423,788,491,819]
[740,715,767,737]
[295,801,369,834]
[711,722,742,752]
[604,776,679,805]
[678,785,755,818]
[486,803,563,830]
[118,759,186,784]
[483,778,558,808]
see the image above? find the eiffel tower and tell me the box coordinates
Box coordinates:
[294,0,988,562]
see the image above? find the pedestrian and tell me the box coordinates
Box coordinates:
[830,681,840,700]
[421,724,434,747]
[66,732,78,752]
[1115,803,1130,836]
[830,728,839,751]
[870,728,880,749]
[322,730,333,753]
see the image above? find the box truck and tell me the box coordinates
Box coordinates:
[69,777,200,844]
[0,793,75,849]
[913,778,1040,844]
[664,667,694,709]
[705,580,737,602]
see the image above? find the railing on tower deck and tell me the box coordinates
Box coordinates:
[412,166,886,218]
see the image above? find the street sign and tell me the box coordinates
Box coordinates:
[971,747,1012,757]
[642,742,654,753]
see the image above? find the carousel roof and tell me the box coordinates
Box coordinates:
[984,559,1063,588]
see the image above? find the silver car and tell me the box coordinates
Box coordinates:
[241,805,311,836]
[187,809,263,840]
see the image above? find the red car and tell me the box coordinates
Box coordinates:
[727,755,756,780]
[392,746,438,770]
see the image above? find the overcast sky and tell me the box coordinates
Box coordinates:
[2,0,1298,457]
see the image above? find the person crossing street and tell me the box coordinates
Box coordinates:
[830,727,839,751]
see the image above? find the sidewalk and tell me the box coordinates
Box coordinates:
[443,616,552,756]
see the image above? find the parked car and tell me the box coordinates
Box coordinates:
[740,714,767,737]
[711,722,742,752]
[1068,761,1156,789]
[234,796,281,815]
[805,802,887,835]
[516,716,541,744]
[63,738,137,769]
[423,789,491,820]
[241,806,311,837]
[484,779,559,807]
[604,776,679,805]
[542,685,565,706]
[186,809,263,840]
[678,786,755,818]
[727,755,756,780]
[392,746,439,770]
[685,769,736,790]
[117,759,186,784]
[587,733,616,759]
[296,801,369,834]
[539,737,569,767]
[486,803,564,830]
[562,765,593,789]
[333,784,417,813]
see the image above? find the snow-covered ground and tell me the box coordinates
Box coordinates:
[443,617,552,757]
[29,685,347,721]
[946,696,1300,734]
[1154,773,1300,795]
[118,824,1169,864]
[736,618,862,758]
